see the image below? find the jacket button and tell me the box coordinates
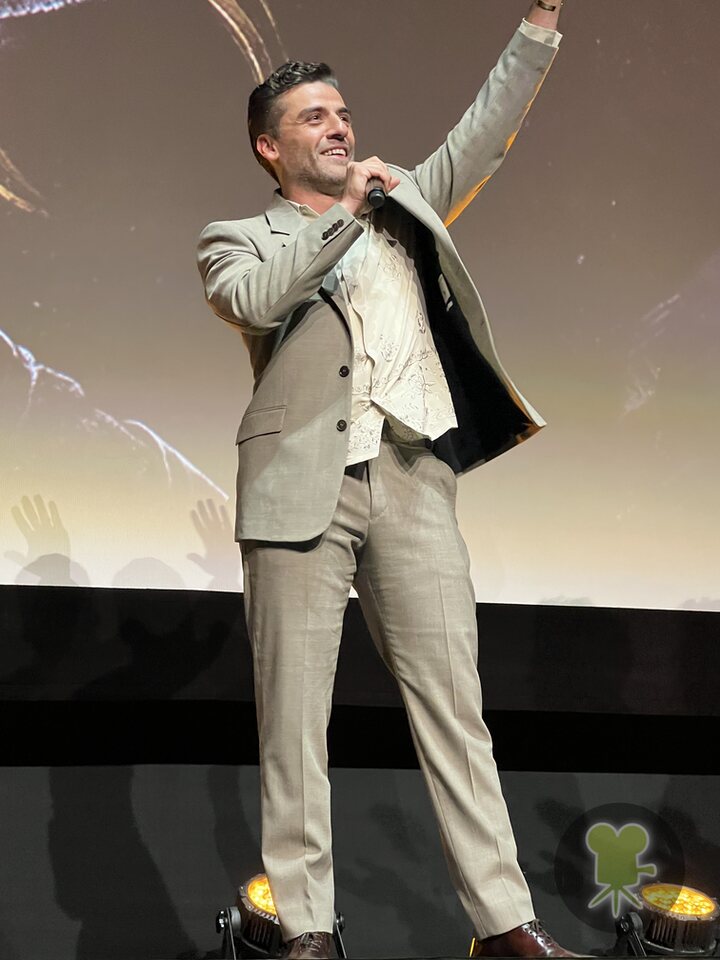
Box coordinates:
[337,219,344,227]
[321,230,329,240]
[336,419,347,432]
[339,365,350,377]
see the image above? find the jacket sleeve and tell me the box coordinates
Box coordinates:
[196,202,363,336]
[410,23,560,227]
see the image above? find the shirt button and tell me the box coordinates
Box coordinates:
[336,419,347,432]
[339,365,350,377]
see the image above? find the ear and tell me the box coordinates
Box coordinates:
[256,133,279,165]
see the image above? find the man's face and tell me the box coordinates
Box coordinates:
[259,81,355,194]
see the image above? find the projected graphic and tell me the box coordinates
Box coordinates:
[1,0,718,608]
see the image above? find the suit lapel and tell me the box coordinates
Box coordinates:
[264,189,305,240]
[387,176,458,266]
[264,189,353,330]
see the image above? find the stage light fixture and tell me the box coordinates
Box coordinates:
[615,882,719,957]
[245,874,277,917]
[216,872,347,959]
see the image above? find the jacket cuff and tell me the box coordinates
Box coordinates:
[317,202,361,244]
[519,17,562,48]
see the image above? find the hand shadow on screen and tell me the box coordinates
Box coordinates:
[4,494,90,587]
[187,499,241,592]
[0,496,96,694]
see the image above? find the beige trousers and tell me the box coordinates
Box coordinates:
[241,431,535,941]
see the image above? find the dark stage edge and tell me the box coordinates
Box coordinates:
[2,699,720,773]
[3,585,720,719]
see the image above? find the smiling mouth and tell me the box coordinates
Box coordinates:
[321,148,348,159]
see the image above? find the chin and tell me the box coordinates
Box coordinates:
[313,171,346,192]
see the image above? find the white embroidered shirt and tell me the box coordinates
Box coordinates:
[287,201,458,465]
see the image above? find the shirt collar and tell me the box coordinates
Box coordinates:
[282,197,320,220]
[281,195,370,222]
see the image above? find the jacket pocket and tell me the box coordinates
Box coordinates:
[235,404,286,444]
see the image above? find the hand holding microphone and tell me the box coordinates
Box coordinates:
[366,177,387,209]
[339,157,400,217]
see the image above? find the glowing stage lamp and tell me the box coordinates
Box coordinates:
[616,882,719,957]
[244,874,277,917]
[640,883,719,955]
[236,873,282,956]
[216,873,346,959]
[216,873,282,959]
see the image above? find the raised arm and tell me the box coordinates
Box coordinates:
[411,2,564,226]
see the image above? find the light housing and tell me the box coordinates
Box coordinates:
[235,873,282,957]
[215,873,347,959]
[639,883,719,955]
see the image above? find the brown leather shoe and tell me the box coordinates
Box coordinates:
[470,918,584,957]
[279,931,336,959]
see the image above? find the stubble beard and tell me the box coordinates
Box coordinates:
[297,153,349,197]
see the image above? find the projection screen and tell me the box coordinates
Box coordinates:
[1,0,718,611]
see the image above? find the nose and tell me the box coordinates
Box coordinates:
[327,115,350,139]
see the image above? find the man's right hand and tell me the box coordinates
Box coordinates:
[339,156,401,217]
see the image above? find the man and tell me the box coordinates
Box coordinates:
[198,1,580,956]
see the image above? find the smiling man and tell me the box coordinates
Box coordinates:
[197,2,579,958]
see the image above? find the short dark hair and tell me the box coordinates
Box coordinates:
[248,60,339,183]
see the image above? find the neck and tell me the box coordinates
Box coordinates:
[279,181,341,215]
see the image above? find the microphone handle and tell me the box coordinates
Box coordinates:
[366,177,386,209]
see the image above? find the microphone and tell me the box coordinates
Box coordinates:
[366,177,386,209]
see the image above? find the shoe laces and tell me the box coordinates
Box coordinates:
[527,919,553,944]
[297,932,327,945]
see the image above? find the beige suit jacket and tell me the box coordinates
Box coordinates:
[197,26,558,542]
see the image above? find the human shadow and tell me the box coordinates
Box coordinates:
[336,782,466,957]
[47,557,230,957]
[48,764,197,959]
[207,765,262,892]
[656,791,720,897]
[72,558,226,700]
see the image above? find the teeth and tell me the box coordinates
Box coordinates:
[324,149,346,156]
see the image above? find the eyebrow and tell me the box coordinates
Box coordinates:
[297,105,352,120]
